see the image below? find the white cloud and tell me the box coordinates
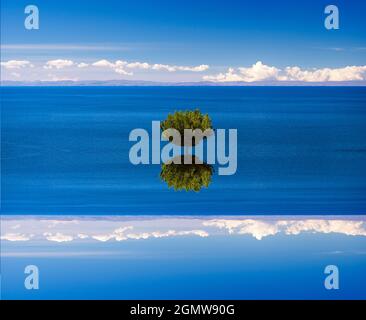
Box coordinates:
[125,229,208,240]
[204,219,366,240]
[92,59,132,75]
[113,60,133,75]
[203,61,366,82]
[203,67,245,82]
[283,65,366,82]
[179,64,209,72]
[237,221,279,240]
[3,57,366,83]
[91,234,115,242]
[1,233,32,241]
[91,59,209,75]
[92,227,208,242]
[92,59,116,68]
[92,226,133,242]
[151,63,209,72]
[77,233,89,239]
[2,217,365,243]
[1,60,32,69]
[280,220,366,236]
[203,219,244,234]
[126,232,151,240]
[203,219,278,240]
[114,68,133,75]
[43,232,74,242]
[126,62,150,69]
[238,61,280,82]
[203,62,279,82]
[77,62,89,68]
[44,59,74,69]
[151,63,176,72]
[177,230,209,237]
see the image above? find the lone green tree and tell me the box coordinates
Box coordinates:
[161,109,213,146]
[160,155,213,192]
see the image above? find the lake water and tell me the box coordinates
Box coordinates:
[2,87,366,299]
[2,86,366,215]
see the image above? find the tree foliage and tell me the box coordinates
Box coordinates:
[160,156,213,192]
[161,109,213,145]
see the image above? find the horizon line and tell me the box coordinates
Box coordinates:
[2,79,366,87]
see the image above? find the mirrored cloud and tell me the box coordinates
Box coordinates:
[43,232,74,242]
[0,233,33,241]
[1,216,365,243]
[203,218,366,240]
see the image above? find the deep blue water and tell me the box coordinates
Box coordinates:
[2,86,366,215]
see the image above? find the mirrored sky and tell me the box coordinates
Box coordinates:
[1,215,366,299]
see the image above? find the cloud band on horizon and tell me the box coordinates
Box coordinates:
[203,61,366,82]
[1,59,366,83]
[1,217,365,243]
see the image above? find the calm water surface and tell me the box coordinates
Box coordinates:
[2,87,366,215]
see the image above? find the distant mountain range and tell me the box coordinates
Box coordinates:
[2,80,366,86]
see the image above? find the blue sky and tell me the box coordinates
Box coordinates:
[1,0,366,82]
[1,216,366,299]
